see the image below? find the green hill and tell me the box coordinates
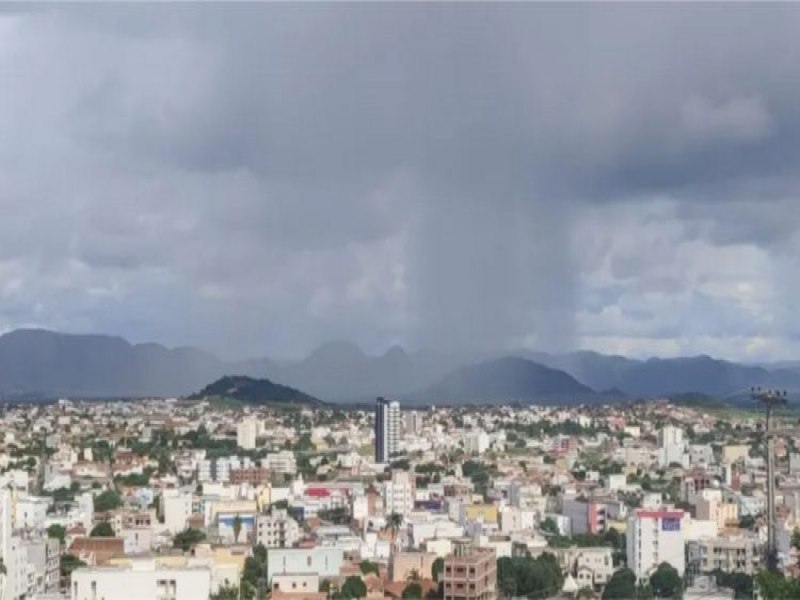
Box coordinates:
[191,375,323,407]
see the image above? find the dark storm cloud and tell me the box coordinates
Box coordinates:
[3,4,800,359]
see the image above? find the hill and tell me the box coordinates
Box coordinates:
[191,375,323,407]
[411,356,597,405]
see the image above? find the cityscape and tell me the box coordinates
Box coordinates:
[4,3,800,600]
[0,384,795,599]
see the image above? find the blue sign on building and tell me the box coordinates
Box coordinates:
[662,518,681,531]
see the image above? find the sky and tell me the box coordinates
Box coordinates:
[2,4,800,361]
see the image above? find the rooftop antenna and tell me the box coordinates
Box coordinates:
[751,386,787,571]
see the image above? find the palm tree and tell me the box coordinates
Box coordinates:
[233,514,243,544]
[385,512,404,554]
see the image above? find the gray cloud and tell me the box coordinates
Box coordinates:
[2,4,800,360]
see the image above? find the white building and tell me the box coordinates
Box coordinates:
[15,496,50,531]
[263,451,297,475]
[163,490,193,534]
[627,509,686,581]
[383,470,415,517]
[255,510,300,548]
[237,418,258,451]
[71,563,212,600]
[464,431,490,455]
[659,426,686,468]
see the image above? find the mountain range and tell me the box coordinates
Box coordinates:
[0,328,799,404]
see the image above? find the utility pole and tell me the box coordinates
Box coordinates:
[751,386,787,571]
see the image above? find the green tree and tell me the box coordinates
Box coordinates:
[90,522,114,537]
[385,512,403,542]
[47,523,66,545]
[360,560,380,576]
[649,562,681,598]
[432,557,444,582]
[60,554,87,580]
[93,490,122,512]
[173,527,206,552]
[402,582,424,599]
[755,570,800,599]
[233,514,243,543]
[497,554,564,599]
[339,576,367,599]
[539,517,559,535]
[211,583,240,600]
[710,570,752,599]
[602,568,636,600]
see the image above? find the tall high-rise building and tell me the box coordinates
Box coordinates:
[627,509,686,581]
[375,397,400,463]
[237,417,258,450]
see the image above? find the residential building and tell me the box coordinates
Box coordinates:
[264,451,297,476]
[237,418,258,451]
[266,548,344,584]
[442,540,497,600]
[627,509,686,581]
[383,470,415,518]
[70,563,212,600]
[255,510,300,548]
[375,397,400,463]
[163,491,193,534]
[687,534,762,575]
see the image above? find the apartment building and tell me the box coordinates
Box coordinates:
[627,509,686,581]
[383,470,415,517]
[71,563,212,600]
[687,534,762,575]
[561,498,607,536]
[443,541,497,600]
[264,451,298,476]
[230,468,270,486]
[237,417,259,450]
[255,510,300,548]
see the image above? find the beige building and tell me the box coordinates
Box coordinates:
[443,541,496,600]
[687,534,762,575]
[696,494,738,530]
[390,552,438,582]
[722,445,749,464]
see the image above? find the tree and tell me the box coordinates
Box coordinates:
[710,570,752,599]
[755,570,800,599]
[649,562,681,598]
[540,517,559,535]
[173,527,206,552]
[385,512,403,543]
[360,560,380,576]
[602,568,637,599]
[233,514,243,543]
[60,554,87,580]
[403,582,424,599]
[339,576,367,599]
[211,583,240,600]
[497,554,564,599]
[93,490,122,512]
[432,557,444,582]
[47,524,66,545]
[90,522,114,537]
